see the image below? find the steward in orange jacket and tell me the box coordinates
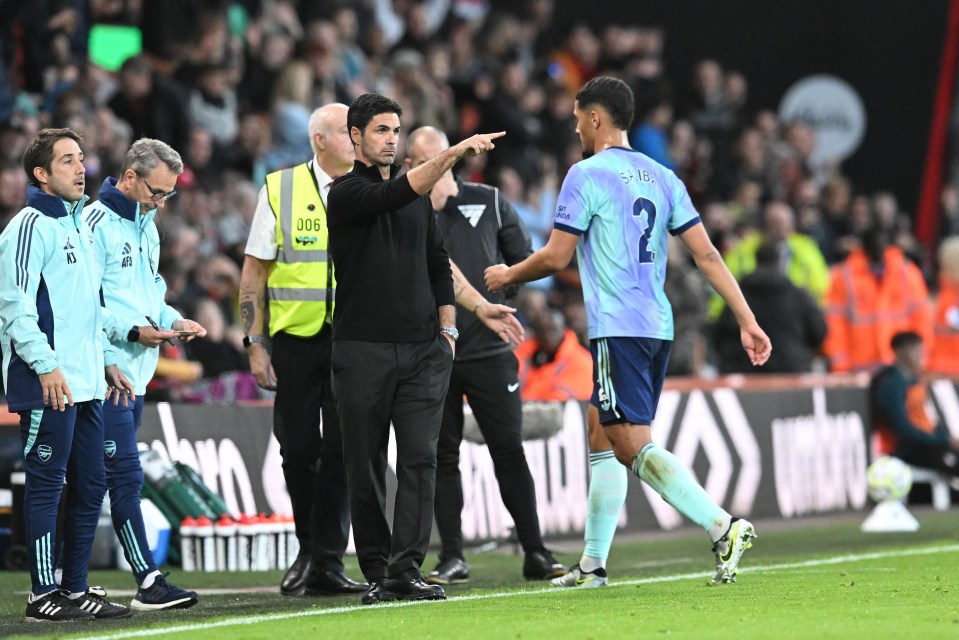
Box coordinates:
[824,229,932,373]
[514,310,593,402]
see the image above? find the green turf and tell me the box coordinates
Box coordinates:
[1,509,957,639]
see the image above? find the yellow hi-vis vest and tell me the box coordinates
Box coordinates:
[265,162,334,337]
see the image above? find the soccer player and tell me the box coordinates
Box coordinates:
[84,138,204,610]
[485,76,772,587]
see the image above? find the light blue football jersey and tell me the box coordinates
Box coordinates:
[553,147,701,340]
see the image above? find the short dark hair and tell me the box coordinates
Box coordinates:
[347,93,403,137]
[576,76,635,130]
[891,331,922,351]
[22,128,84,187]
[754,242,781,269]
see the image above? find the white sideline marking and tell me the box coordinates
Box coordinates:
[72,543,959,640]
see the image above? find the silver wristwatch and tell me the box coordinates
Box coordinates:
[439,326,459,341]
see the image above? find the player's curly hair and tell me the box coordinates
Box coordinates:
[576,76,635,130]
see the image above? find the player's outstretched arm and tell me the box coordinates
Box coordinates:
[680,223,771,366]
[485,228,579,292]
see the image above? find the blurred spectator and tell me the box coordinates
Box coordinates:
[188,62,238,146]
[107,55,192,152]
[929,236,959,376]
[0,161,27,230]
[817,175,854,263]
[710,200,829,319]
[871,331,959,479]
[629,101,673,169]
[824,226,933,373]
[514,307,592,401]
[715,242,826,374]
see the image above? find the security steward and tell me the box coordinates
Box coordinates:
[239,103,367,597]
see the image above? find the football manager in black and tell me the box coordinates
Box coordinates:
[404,126,566,585]
[327,92,504,604]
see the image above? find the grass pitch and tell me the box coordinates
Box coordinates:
[0,508,956,639]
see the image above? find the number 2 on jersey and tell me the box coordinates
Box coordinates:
[632,197,657,263]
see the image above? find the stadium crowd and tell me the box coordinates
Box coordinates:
[0,0,956,403]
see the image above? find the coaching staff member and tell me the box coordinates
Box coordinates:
[405,127,566,585]
[327,93,503,604]
[240,104,367,597]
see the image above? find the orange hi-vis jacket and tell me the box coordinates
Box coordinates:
[514,329,593,402]
[824,246,932,373]
[929,278,959,376]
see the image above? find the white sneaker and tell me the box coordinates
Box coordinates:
[550,563,608,589]
[710,518,757,585]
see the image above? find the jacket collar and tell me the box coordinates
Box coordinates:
[352,159,402,181]
[26,184,88,218]
[97,177,140,221]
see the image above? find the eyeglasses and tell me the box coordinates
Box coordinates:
[136,173,177,203]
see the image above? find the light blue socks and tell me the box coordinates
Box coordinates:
[633,443,731,541]
[580,450,628,571]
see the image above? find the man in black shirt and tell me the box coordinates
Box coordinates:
[327,93,504,604]
[405,127,566,585]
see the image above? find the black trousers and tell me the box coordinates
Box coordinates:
[272,328,350,572]
[332,337,453,581]
[434,351,545,560]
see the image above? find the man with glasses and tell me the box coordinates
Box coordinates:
[82,138,206,610]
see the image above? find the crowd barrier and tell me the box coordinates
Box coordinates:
[126,375,959,540]
[2,375,956,543]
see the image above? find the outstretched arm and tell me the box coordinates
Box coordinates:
[484,228,579,292]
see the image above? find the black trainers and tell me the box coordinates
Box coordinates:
[25,590,95,622]
[426,557,470,585]
[132,572,199,610]
[523,549,567,580]
[73,588,133,619]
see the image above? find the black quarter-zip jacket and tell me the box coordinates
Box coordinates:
[327,160,454,342]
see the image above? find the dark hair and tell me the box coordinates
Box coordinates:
[575,76,635,130]
[754,242,781,269]
[22,128,83,187]
[347,93,403,138]
[890,331,922,351]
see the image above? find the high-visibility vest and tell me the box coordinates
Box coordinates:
[265,163,333,337]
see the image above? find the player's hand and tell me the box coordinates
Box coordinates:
[247,343,277,390]
[484,263,510,292]
[39,368,73,411]
[458,131,505,158]
[172,319,207,342]
[476,301,525,345]
[104,364,136,406]
[740,322,772,366]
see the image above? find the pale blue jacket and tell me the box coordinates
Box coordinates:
[84,178,182,395]
[0,185,114,411]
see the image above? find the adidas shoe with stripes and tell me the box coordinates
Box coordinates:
[25,590,95,622]
[73,588,133,618]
